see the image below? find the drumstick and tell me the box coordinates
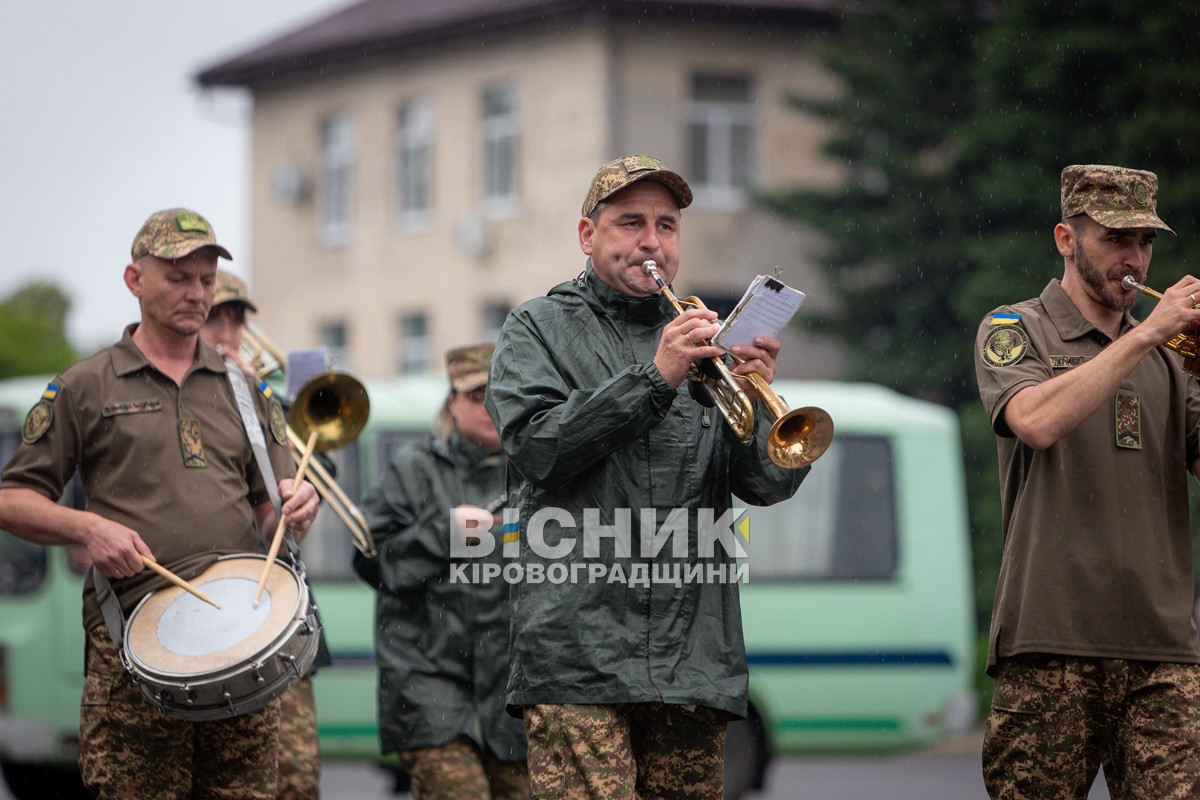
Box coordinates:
[255,430,318,605]
[140,556,221,609]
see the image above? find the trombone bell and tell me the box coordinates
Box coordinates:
[290,372,370,452]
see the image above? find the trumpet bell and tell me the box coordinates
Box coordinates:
[767,405,835,470]
[290,372,370,452]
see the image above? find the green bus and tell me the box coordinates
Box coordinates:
[0,374,975,799]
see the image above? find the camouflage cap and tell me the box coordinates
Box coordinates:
[447,342,495,393]
[1060,164,1174,234]
[213,270,257,312]
[581,154,693,217]
[130,208,233,262]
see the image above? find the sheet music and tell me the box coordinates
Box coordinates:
[710,272,806,351]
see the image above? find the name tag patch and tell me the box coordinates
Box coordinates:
[102,399,163,417]
[1049,355,1089,369]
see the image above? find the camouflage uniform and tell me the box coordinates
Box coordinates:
[275,676,319,800]
[525,704,725,800]
[975,167,1200,798]
[79,627,281,799]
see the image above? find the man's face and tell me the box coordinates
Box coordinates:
[127,250,219,337]
[202,303,246,356]
[448,384,501,452]
[1070,217,1157,313]
[579,180,681,297]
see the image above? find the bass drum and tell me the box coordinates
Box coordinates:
[123,553,320,721]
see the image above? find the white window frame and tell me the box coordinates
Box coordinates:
[318,113,355,247]
[687,74,756,210]
[481,83,518,216]
[394,98,435,231]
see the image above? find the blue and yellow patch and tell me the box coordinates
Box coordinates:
[981,312,1029,368]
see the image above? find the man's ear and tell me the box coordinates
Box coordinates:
[579,217,594,255]
[124,261,144,298]
[1053,222,1075,259]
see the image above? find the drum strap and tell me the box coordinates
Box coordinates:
[225,361,301,563]
[94,569,126,653]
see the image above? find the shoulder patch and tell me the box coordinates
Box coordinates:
[22,400,53,444]
[981,322,1029,368]
[268,398,289,447]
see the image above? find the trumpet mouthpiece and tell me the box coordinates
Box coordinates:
[641,260,657,275]
[1121,276,1140,291]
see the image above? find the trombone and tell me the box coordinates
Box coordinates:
[641,260,834,469]
[238,327,377,556]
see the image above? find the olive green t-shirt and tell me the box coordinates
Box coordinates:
[975,279,1200,673]
[1,325,295,630]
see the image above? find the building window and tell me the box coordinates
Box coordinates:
[481,300,511,342]
[318,112,355,247]
[481,84,518,213]
[395,99,434,228]
[318,320,349,370]
[397,313,431,375]
[687,74,756,209]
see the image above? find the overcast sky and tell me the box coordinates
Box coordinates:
[1,0,349,351]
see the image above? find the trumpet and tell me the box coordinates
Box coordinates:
[640,261,833,469]
[1121,276,1200,376]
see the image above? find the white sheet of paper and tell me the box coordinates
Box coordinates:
[711,273,805,351]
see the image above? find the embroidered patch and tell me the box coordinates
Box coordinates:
[178,418,207,468]
[42,383,60,400]
[1115,390,1141,449]
[1049,355,1089,369]
[102,399,163,417]
[981,322,1029,368]
[22,400,53,444]
[268,398,288,447]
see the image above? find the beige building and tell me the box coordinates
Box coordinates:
[198,0,845,381]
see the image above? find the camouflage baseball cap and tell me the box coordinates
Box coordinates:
[1060,164,1174,234]
[213,270,257,312]
[130,208,233,262]
[447,343,495,393]
[581,154,693,217]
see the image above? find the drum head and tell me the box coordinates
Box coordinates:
[126,555,302,678]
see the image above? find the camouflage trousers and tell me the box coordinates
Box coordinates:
[276,675,319,800]
[397,735,529,800]
[983,653,1200,799]
[524,702,725,800]
[78,625,281,799]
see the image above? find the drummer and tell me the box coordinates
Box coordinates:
[0,208,319,799]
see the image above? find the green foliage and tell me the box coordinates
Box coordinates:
[767,0,1200,649]
[0,282,78,379]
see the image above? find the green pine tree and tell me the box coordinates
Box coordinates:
[0,282,78,379]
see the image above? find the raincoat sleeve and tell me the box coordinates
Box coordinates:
[356,442,450,594]
[485,306,677,490]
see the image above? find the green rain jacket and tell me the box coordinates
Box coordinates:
[485,264,808,719]
[357,430,526,760]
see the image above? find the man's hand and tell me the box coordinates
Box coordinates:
[279,478,320,542]
[84,515,154,579]
[729,337,782,402]
[653,308,725,387]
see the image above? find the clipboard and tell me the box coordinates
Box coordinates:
[710,271,805,352]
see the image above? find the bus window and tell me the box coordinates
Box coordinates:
[742,436,897,581]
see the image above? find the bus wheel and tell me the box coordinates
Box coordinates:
[723,707,768,800]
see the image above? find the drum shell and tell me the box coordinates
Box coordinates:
[122,554,321,722]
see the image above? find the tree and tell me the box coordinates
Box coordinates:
[0,282,78,378]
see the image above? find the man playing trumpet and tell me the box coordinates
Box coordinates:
[975,165,1200,798]
[485,155,807,799]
